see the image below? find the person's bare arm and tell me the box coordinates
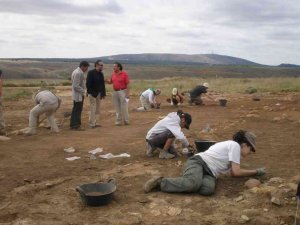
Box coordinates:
[230,162,257,177]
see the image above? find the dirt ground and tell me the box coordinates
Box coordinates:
[0,87,300,225]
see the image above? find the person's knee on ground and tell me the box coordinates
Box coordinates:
[198,175,216,196]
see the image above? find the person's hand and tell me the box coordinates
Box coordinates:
[86,92,89,97]
[256,167,266,176]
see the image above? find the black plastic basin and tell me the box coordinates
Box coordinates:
[194,140,216,152]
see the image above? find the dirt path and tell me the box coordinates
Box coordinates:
[0,88,299,225]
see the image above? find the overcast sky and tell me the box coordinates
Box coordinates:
[0,0,299,65]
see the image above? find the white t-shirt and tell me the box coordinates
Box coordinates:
[195,140,241,177]
[141,89,155,104]
[146,112,189,147]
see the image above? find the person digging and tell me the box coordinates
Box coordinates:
[144,130,266,195]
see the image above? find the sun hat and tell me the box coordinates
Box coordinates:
[203,82,209,88]
[245,131,256,152]
[172,88,177,95]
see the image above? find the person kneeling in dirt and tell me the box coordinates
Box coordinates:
[145,110,193,159]
[144,130,266,195]
[24,90,61,136]
[170,88,184,106]
[137,88,161,111]
[189,82,216,105]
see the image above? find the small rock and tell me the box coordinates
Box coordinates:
[150,209,161,216]
[167,207,182,216]
[235,195,244,202]
[246,114,260,118]
[241,215,250,222]
[273,117,282,121]
[271,197,281,206]
[245,179,261,189]
[45,183,54,188]
[269,177,284,183]
[263,208,269,212]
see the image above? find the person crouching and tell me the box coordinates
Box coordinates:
[145,110,193,159]
[25,90,61,136]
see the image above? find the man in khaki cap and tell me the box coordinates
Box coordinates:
[189,82,216,105]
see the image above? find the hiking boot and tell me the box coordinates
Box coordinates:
[145,142,156,157]
[159,150,175,159]
[143,176,163,193]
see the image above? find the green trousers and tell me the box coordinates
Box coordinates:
[160,155,216,196]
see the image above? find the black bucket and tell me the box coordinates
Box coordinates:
[194,140,216,152]
[76,179,116,206]
[219,99,227,107]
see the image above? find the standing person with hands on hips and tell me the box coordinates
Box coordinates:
[144,130,266,195]
[86,60,106,128]
[106,62,130,126]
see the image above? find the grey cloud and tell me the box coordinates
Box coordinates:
[0,0,123,17]
[208,1,300,27]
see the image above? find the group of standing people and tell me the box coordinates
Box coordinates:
[70,60,130,130]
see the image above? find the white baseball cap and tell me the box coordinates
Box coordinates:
[203,82,209,88]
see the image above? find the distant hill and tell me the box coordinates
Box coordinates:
[278,63,300,67]
[97,53,260,66]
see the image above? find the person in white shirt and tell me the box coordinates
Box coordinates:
[145,110,193,159]
[137,88,161,111]
[144,130,266,195]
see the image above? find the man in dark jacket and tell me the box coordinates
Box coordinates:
[189,82,216,105]
[86,60,106,128]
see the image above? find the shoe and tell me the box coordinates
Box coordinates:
[124,121,130,125]
[144,176,163,193]
[90,125,101,128]
[159,150,175,159]
[70,127,85,131]
[115,123,122,126]
[146,142,156,157]
[0,130,7,136]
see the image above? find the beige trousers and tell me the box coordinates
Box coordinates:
[112,90,129,125]
[28,103,59,134]
[88,94,101,127]
[137,95,151,111]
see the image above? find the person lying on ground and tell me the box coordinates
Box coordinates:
[144,130,266,195]
[25,90,62,136]
[137,88,161,111]
[145,110,194,159]
[189,82,217,105]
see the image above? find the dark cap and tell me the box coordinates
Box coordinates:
[245,131,256,152]
[182,113,192,129]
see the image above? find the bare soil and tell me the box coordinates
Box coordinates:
[0,87,300,225]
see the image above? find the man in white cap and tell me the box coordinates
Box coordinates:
[137,88,161,111]
[189,82,216,105]
[170,88,184,106]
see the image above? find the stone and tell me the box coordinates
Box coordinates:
[241,215,250,222]
[150,209,161,216]
[271,197,281,206]
[167,207,182,216]
[269,177,284,184]
[235,195,244,202]
[245,179,261,189]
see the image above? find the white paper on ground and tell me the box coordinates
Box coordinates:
[88,147,103,155]
[99,153,130,159]
[66,156,81,161]
[64,147,76,153]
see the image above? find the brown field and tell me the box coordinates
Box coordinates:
[0,85,300,225]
